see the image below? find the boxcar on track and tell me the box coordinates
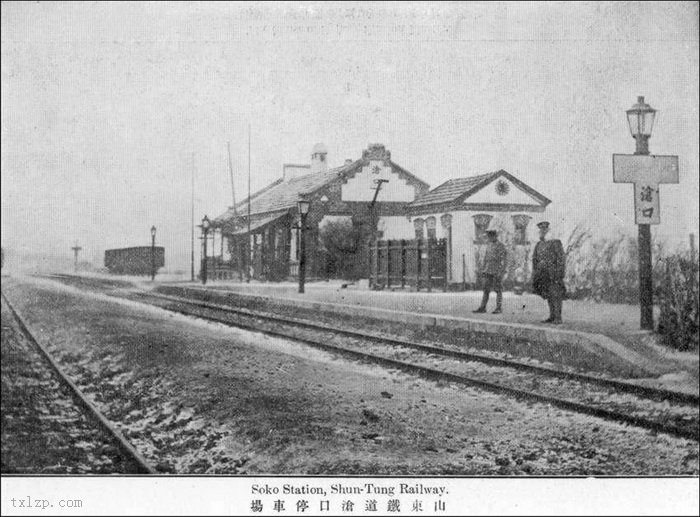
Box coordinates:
[104,247,165,275]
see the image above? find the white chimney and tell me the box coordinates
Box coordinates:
[310,143,328,173]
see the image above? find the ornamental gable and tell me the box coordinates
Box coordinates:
[465,175,542,205]
[341,160,418,202]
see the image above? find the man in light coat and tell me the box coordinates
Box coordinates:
[473,229,507,314]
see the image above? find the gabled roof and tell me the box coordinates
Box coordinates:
[213,143,432,227]
[409,169,550,209]
[213,160,362,225]
[409,172,500,208]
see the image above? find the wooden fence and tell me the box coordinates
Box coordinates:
[369,238,448,292]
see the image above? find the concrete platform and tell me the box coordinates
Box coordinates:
[148,278,698,391]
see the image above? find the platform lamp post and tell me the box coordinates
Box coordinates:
[150,226,157,281]
[627,97,656,330]
[297,200,311,294]
[614,98,679,330]
[200,215,211,285]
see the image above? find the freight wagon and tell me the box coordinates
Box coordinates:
[104,247,165,276]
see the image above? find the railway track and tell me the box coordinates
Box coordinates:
[43,274,700,442]
[1,290,155,474]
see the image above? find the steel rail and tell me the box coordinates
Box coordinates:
[139,290,700,406]
[130,290,699,442]
[1,291,156,474]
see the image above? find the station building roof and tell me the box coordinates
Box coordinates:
[213,143,430,230]
[212,159,361,227]
[409,172,501,208]
[408,169,551,213]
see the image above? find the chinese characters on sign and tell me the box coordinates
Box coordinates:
[612,154,679,225]
[635,183,659,224]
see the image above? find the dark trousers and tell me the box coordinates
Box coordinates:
[479,274,503,309]
[546,283,565,321]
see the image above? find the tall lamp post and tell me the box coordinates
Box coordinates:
[200,215,211,285]
[297,200,311,294]
[614,97,679,330]
[627,97,656,330]
[150,226,157,281]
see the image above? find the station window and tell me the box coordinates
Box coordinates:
[440,213,453,230]
[413,218,425,239]
[512,214,531,245]
[425,216,437,240]
[473,214,493,244]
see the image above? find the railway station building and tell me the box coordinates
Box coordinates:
[399,170,551,290]
[208,143,551,290]
[210,143,430,281]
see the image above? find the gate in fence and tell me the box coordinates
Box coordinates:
[369,238,448,292]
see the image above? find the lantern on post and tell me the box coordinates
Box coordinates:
[626,96,656,156]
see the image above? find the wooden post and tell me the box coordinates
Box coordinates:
[462,253,466,291]
[443,239,448,292]
[369,238,377,289]
[385,240,391,288]
[415,239,421,292]
[400,240,406,289]
[638,224,653,330]
[447,226,453,282]
[427,238,432,293]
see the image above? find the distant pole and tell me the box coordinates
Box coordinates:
[71,242,82,273]
[227,141,237,213]
[227,140,237,279]
[247,123,251,283]
[191,152,195,282]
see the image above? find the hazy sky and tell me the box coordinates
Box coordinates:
[2,1,698,270]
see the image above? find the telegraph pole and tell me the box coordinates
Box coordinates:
[227,141,237,213]
[71,242,82,273]
[191,152,195,282]
[246,123,251,283]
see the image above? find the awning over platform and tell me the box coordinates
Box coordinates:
[230,212,288,236]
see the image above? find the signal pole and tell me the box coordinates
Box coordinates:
[191,152,195,282]
[71,242,82,273]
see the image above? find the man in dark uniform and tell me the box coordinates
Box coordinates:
[532,221,566,324]
[473,229,507,314]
